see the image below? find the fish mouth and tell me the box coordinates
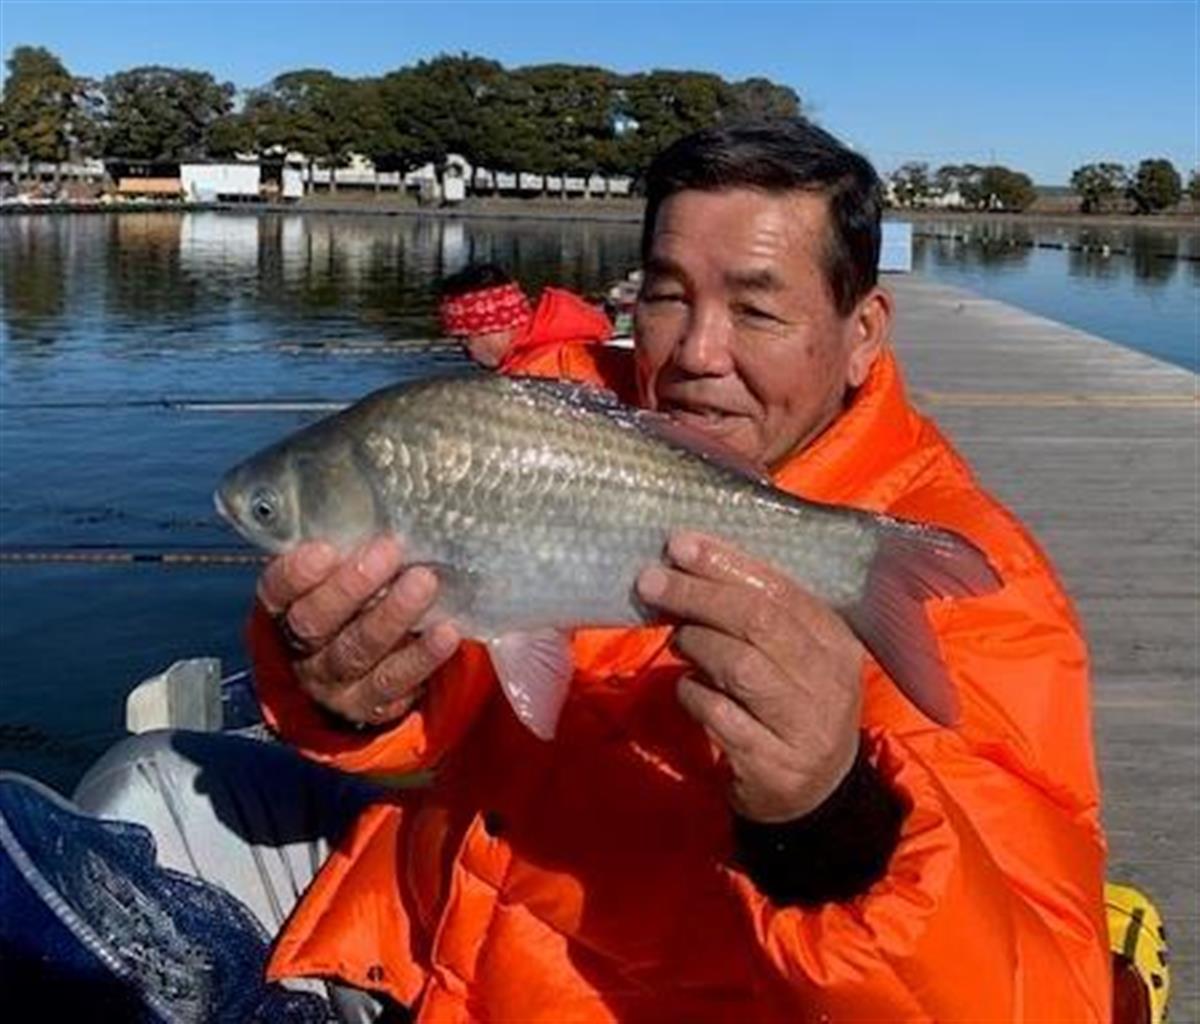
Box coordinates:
[213,487,235,526]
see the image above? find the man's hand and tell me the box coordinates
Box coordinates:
[636,531,863,822]
[256,536,461,728]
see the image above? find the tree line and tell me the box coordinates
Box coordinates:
[888,158,1196,214]
[1068,160,1193,215]
[6,44,1193,211]
[0,45,799,183]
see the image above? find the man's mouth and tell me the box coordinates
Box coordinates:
[663,401,742,433]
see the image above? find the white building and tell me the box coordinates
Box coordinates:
[180,163,261,202]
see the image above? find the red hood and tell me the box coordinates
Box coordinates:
[498,288,612,372]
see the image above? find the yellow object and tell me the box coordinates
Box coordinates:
[1106,882,1169,1023]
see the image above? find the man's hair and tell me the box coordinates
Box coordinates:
[640,120,883,317]
[438,262,514,299]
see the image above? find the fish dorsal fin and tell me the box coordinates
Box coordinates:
[635,411,770,484]
[487,629,573,741]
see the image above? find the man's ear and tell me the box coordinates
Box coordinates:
[846,286,892,388]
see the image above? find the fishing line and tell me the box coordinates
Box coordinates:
[0,398,351,412]
[0,546,267,567]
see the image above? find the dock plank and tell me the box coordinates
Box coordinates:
[890,277,1198,1019]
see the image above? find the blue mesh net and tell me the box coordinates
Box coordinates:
[0,774,330,1022]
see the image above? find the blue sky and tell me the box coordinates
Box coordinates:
[1,1,1195,184]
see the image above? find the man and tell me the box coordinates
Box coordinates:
[246,121,1111,1020]
[436,262,615,377]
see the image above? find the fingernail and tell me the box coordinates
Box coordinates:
[637,565,667,600]
[359,537,396,578]
[398,566,435,603]
[427,621,460,657]
[670,532,700,565]
[303,543,337,574]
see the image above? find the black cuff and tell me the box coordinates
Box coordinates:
[731,742,906,907]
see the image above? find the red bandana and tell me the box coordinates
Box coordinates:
[439,283,533,337]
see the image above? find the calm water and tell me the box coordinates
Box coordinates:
[909,216,1199,370]
[1,211,1195,791]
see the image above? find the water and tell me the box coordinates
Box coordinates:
[0,211,643,791]
[907,216,1199,370]
[1,211,1195,792]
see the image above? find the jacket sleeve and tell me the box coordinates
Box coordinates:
[247,603,495,776]
[722,558,1112,1021]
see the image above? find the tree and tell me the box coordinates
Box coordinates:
[618,70,736,175]
[406,54,512,175]
[361,55,513,191]
[979,165,1037,211]
[936,164,984,208]
[935,163,1035,211]
[1,46,98,180]
[1070,162,1129,213]
[504,64,620,184]
[727,78,801,121]
[100,66,235,160]
[1127,158,1182,214]
[206,110,254,159]
[242,70,364,189]
[934,164,976,208]
[1187,169,1200,204]
[889,162,931,208]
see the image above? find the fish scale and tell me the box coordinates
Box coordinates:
[217,372,1001,737]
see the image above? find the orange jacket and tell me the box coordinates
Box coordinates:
[496,287,613,377]
[249,348,1110,1021]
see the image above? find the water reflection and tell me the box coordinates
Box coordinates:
[912,216,1191,290]
[0,212,644,361]
[906,215,1196,368]
[2,218,70,347]
[1130,231,1179,286]
[3,211,1194,371]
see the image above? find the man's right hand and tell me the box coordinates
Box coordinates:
[255,536,462,728]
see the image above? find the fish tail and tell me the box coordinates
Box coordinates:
[845,520,1001,726]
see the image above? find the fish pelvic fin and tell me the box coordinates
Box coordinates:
[487,629,573,741]
[845,521,1002,727]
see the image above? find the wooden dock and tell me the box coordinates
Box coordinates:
[890,276,1198,1018]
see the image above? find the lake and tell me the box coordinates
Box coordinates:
[0,210,1195,790]
[909,215,1198,371]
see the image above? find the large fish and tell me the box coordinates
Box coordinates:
[216,374,999,738]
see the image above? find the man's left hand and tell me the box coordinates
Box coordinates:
[636,531,864,823]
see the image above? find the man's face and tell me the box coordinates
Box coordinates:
[462,328,516,369]
[634,188,887,469]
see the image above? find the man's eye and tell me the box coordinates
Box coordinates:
[642,292,686,304]
[734,304,780,323]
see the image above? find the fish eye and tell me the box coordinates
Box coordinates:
[250,489,278,524]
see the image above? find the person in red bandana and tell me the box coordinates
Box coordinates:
[437,263,616,378]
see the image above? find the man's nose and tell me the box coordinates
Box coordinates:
[675,304,734,376]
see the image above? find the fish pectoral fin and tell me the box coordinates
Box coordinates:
[486,629,573,741]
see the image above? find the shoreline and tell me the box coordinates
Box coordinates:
[2,194,1196,231]
[899,206,1199,232]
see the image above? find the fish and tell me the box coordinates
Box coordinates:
[215,373,1000,739]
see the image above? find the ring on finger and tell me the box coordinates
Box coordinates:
[277,614,313,656]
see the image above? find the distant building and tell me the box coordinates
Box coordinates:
[304,152,633,200]
[180,163,261,203]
